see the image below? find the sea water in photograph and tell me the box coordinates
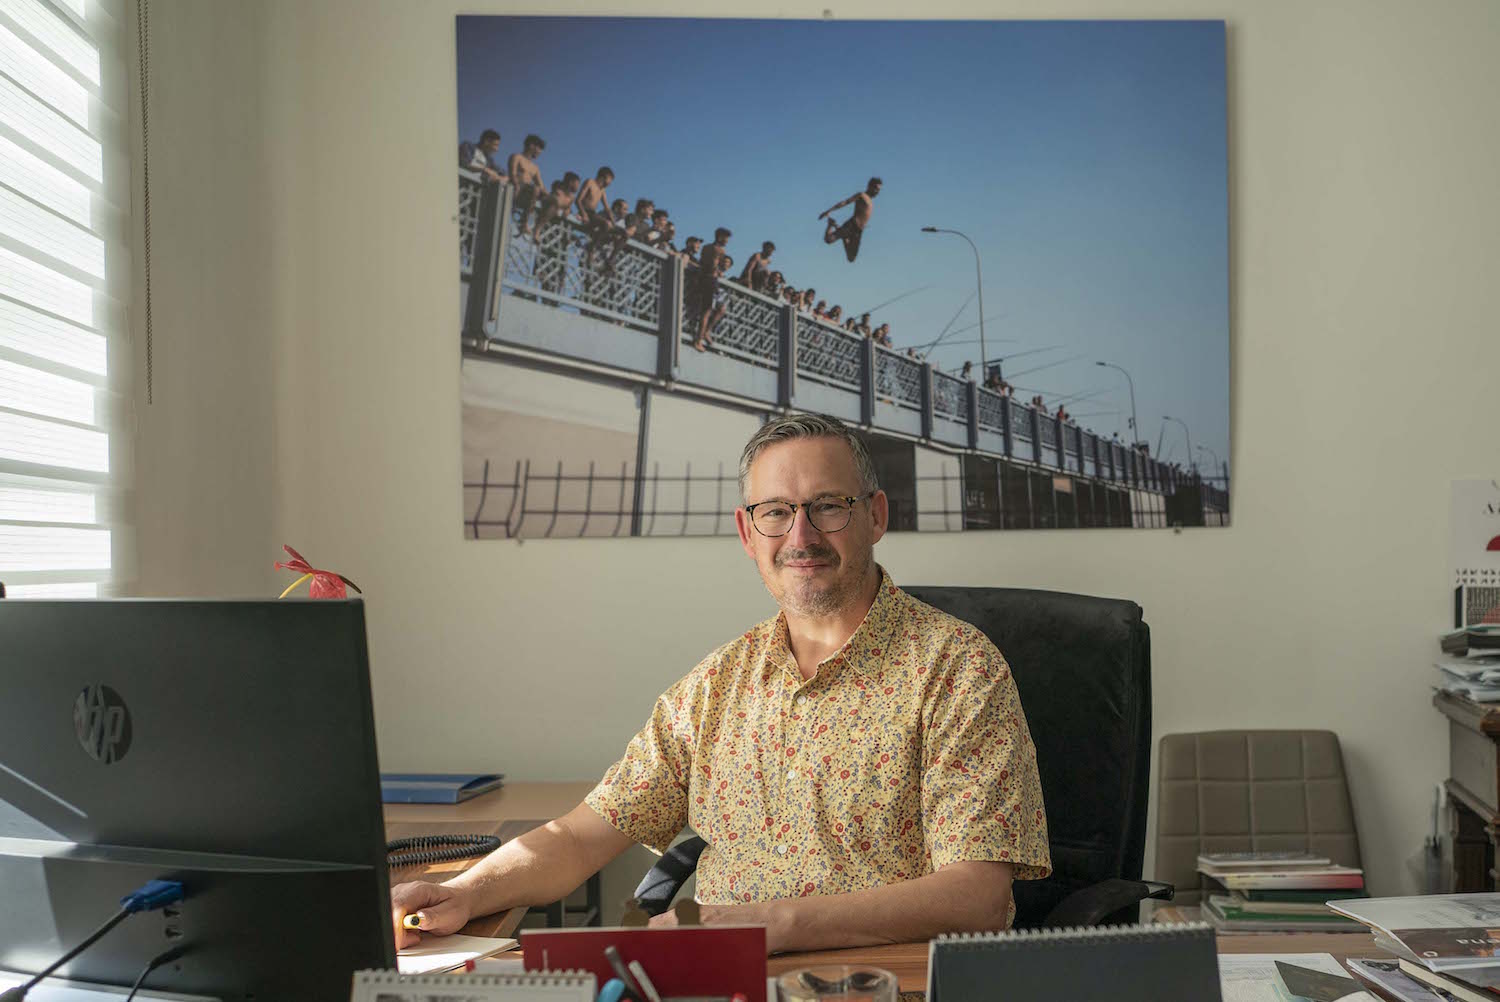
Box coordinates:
[455,17,1229,539]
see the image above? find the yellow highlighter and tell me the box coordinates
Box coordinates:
[402,912,423,929]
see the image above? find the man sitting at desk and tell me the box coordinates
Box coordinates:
[390,413,1051,953]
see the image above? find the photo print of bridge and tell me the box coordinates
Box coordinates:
[455,17,1229,540]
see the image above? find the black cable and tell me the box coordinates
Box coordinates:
[386,833,502,868]
[123,944,188,1002]
[0,881,183,1002]
[0,908,130,1000]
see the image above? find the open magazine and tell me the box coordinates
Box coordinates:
[1331,894,1500,986]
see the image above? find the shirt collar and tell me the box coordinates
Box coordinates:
[765,566,904,681]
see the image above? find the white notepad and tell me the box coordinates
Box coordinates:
[395,932,518,974]
[351,968,594,1001]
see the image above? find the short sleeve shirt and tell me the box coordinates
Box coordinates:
[585,569,1051,927]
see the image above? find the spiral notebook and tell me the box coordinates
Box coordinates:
[350,968,594,1001]
[926,921,1222,1001]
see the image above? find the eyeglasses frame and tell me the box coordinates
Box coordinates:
[742,492,876,537]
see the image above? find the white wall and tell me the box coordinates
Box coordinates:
[129,0,1500,898]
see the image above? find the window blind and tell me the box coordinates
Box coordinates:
[0,0,128,598]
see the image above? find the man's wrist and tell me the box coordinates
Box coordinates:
[440,877,480,915]
[764,896,796,953]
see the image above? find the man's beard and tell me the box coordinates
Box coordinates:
[770,543,872,618]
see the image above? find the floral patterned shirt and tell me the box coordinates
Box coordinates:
[585,569,1051,927]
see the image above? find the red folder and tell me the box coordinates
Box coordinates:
[522,924,766,1002]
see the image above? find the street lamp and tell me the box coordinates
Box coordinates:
[1196,445,1224,482]
[921,227,987,380]
[1163,415,1194,473]
[1094,361,1138,448]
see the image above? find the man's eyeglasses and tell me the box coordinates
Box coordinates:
[743,493,874,537]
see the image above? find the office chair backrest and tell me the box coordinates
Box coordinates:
[904,586,1152,927]
[1155,730,1363,905]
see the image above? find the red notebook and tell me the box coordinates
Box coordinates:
[522,925,766,1002]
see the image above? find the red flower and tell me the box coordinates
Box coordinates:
[274,545,361,598]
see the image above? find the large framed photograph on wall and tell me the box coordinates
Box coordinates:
[455,17,1229,539]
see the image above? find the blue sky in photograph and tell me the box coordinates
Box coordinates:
[457,17,1228,468]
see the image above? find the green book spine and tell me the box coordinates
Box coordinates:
[1239,888,1370,903]
[1214,907,1362,923]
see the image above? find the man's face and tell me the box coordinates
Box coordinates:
[525,142,542,158]
[735,437,888,619]
[868,181,882,197]
[481,137,501,154]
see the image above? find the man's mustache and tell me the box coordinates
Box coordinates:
[777,546,839,567]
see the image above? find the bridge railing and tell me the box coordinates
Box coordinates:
[461,173,1189,498]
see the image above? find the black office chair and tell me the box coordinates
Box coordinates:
[634,587,1172,927]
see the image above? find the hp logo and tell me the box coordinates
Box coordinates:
[74,685,132,764]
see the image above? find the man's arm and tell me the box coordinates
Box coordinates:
[391,802,634,948]
[818,194,855,219]
[652,860,1014,954]
[449,802,633,916]
[739,253,759,285]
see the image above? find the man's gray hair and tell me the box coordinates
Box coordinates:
[738,413,880,501]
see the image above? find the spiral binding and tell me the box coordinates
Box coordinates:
[353,968,594,987]
[935,920,1214,949]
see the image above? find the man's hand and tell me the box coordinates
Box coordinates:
[648,900,789,954]
[390,881,474,950]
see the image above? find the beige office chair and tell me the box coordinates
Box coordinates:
[1154,730,1363,905]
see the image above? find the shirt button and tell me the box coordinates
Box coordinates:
[796,696,807,706]
[776,845,787,856]
[786,769,795,780]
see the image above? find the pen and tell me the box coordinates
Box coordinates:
[628,959,664,1002]
[402,912,423,929]
[604,945,646,999]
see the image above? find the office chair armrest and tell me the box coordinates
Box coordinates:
[632,836,708,917]
[1041,878,1174,928]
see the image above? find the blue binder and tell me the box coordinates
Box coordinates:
[379,773,504,804]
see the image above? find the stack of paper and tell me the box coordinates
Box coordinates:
[1435,657,1500,701]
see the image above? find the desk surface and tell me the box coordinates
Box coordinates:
[392,788,1383,991]
[383,781,595,939]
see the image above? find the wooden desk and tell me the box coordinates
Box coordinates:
[764,931,1384,993]
[384,781,596,940]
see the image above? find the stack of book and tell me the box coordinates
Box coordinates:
[1333,893,1500,1002]
[1443,625,1500,657]
[1197,851,1369,933]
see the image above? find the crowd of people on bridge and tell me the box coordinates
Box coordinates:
[460,130,901,352]
[461,129,1155,450]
